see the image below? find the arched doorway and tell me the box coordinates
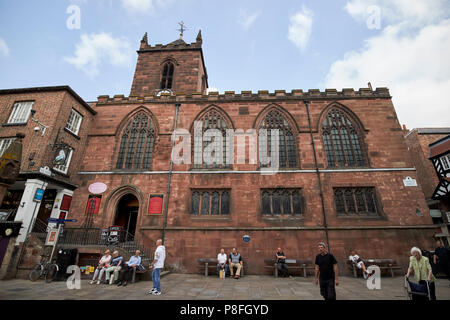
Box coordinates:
[114,194,139,242]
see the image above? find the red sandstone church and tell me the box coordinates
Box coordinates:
[0,31,438,276]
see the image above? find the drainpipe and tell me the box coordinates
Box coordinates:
[161,103,180,244]
[304,100,330,251]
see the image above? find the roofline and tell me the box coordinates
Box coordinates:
[429,134,450,148]
[0,85,97,115]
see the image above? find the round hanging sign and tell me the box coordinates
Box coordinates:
[88,182,107,194]
[242,235,251,243]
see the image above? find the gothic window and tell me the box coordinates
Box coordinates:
[190,190,230,215]
[322,108,366,168]
[261,189,304,216]
[193,108,230,169]
[333,187,378,216]
[259,109,297,168]
[160,62,174,90]
[116,111,155,170]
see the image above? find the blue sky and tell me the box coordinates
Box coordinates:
[0,0,449,128]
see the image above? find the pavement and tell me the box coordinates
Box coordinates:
[1,274,450,300]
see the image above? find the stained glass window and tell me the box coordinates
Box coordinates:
[322,108,366,167]
[116,112,155,170]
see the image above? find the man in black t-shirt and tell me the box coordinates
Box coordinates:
[315,242,339,300]
[433,239,450,283]
[276,247,289,277]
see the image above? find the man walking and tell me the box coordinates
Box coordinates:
[276,247,289,277]
[315,242,339,300]
[148,239,166,295]
[434,239,450,285]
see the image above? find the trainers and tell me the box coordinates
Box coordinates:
[96,280,101,285]
[117,282,122,286]
[363,272,368,280]
[148,288,156,294]
[90,280,95,285]
[153,291,161,295]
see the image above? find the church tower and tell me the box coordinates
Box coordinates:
[130,29,208,96]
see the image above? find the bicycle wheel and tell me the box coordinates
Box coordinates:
[45,264,58,283]
[29,264,42,282]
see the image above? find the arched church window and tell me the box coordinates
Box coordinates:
[193,108,230,169]
[258,109,297,168]
[116,112,155,170]
[160,62,174,90]
[322,108,366,167]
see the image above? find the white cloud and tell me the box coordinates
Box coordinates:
[64,33,134,78]
[120,0,170,14]
[0,38,9,57]
[287,6,313,51]
[238,10,261,30]
[324,0,450,128]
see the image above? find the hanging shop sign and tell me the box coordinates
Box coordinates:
[88,182,107,195]
[148,194,164,215]
[53,146,71,166]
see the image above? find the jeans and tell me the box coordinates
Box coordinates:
[92,267,105,281]
[152,268,162,292]
[319,279,336,300]
[277,263,289,277]
[217,263,228,277]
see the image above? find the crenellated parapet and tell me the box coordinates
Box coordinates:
[96,87,391,105]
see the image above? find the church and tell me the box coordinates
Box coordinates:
[0,30,436,275]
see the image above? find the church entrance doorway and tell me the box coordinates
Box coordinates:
[114,194,139,242]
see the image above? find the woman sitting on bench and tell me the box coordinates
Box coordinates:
[349,250,374,279]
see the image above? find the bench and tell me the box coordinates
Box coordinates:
[197,258,245,277]
[347,258,403,278]
[131,264,149,283]
[264,258,314,277]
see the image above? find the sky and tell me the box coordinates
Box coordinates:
[0,0,449,129]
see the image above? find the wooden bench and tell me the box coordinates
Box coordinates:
[197,258,245,277]
[347,258,403,278]
[264,258,314,277]
[131,264,149,283]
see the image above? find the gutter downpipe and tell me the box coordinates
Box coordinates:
[161,103,180,244]
[304,100,330,251]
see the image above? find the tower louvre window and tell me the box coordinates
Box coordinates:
[116,111,155,170]
[160,62,174,90]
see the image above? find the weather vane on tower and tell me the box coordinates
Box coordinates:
[178,21,187,39]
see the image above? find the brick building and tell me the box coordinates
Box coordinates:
[56,32,435,275]
[404,128,450,244]
[0,32,439,276]
[0,86,96,277]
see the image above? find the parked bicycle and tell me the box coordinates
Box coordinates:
[29,255,59,283]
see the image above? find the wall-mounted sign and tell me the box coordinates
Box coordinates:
[60,195,72,211]
[53,147,71,166]
[99,228,109,245]
[242,235,251,243]
[45,228,59,246]
[85,195,101,214]
[403,176,418,187]
[148,194,164,215]
[34,188,45,202]
[107,226,121,245]
[39,166,52,177]
[88,182,107,195]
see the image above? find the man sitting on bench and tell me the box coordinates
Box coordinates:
[217,248,228,278]
[117,250,141,287]
[349,250,374,279]
[276,247,289,277]
[229,248,243,279]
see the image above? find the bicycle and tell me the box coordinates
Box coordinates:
[29,255,59,283]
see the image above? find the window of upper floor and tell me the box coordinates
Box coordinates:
[7,101,34,124]
[65,108,83,136]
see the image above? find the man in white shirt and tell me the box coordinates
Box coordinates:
[217,248,228,277]
[148,239,166,295]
